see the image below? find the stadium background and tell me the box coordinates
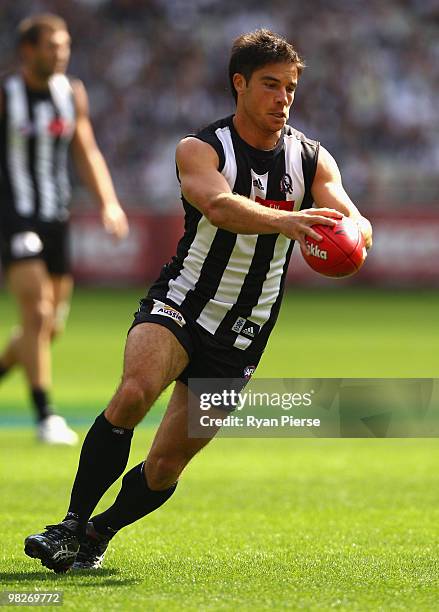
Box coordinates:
[1,0,438,287]
[1,1,439,610]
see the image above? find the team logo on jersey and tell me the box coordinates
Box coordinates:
[151,300,186,327]
[17,118,73,138]
[252,177,264,191]
[48,117,73,137]
[280,173,293,194]
[243,365,256,380]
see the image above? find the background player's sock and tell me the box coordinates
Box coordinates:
[0,360,10,381]
[31,388,54,422]
[90,462,177,537]
[65,411,133,531]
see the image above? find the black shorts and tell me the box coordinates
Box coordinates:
[130,297,262,387]
[0,221,71,275]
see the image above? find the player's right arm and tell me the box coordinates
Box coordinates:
[70,79,129,240]
[176,137,341,250]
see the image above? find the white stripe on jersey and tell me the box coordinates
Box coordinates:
[5,76,35,216]
[166,216,218,305]
[215,126,237,188]
[49,75,74,119]
[284,133,306,210]
[49,75,75,213]
[34,102,57,221]
[233,234,290,350]
[56,145,71,217]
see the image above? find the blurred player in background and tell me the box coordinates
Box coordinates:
[0,14,129,444]
[25,29,372,572]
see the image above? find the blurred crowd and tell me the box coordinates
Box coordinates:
[1,0,438,210]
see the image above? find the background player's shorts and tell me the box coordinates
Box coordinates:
[0,221,71,275]
[130,297,262,407]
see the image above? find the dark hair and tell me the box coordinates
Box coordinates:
[229,29,305,103]
[17,13,68,47]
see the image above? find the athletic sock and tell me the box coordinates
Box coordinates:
[65,411,133,531]
[0,361,9,380]
[90,462,177,537]
[31,388,54,422]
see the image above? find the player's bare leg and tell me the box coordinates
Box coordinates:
[0,271,73,371]
[49,273,73,340]
[144,381,222,490]
[0,263,77,444]
[2,260,54,387]
[105,323,190,429]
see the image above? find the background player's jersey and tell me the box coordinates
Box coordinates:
[149,115,319,352]
[0,73,76,229]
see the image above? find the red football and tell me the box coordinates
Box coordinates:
[300,216,367,278]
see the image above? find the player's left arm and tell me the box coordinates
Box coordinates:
[311,146,372,249]
[70,79,129,240]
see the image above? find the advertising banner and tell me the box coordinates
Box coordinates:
[66,209,439,286]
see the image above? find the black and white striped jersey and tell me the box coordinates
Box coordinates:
[149,115,319,352]
[0,73,76,229]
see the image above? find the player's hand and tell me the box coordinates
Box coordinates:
[280,208,343,251]
[101,202,129,240]
[355,216,373,250]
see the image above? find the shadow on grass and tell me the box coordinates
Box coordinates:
[1,568,139,587]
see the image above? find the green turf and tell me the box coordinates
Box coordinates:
[1,433,439,611]
[1,288,438,421]
[1,287,439,610]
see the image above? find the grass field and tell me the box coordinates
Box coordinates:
[1,287,439,610]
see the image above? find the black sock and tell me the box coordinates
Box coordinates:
[0,361,9,380]
[31,388,53,422]
[91,462,177,537]
[66,412,133,531]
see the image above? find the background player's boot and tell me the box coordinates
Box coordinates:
[37,414,78,445]
[72,521,111,570]
[24,520,80,573]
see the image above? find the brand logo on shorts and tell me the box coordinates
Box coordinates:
[151,300,186,327]
[243,365,256,380]
[112,428,125,435]
[241,324,257,338]
[232,317,246,333]
[232,317,260,339]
